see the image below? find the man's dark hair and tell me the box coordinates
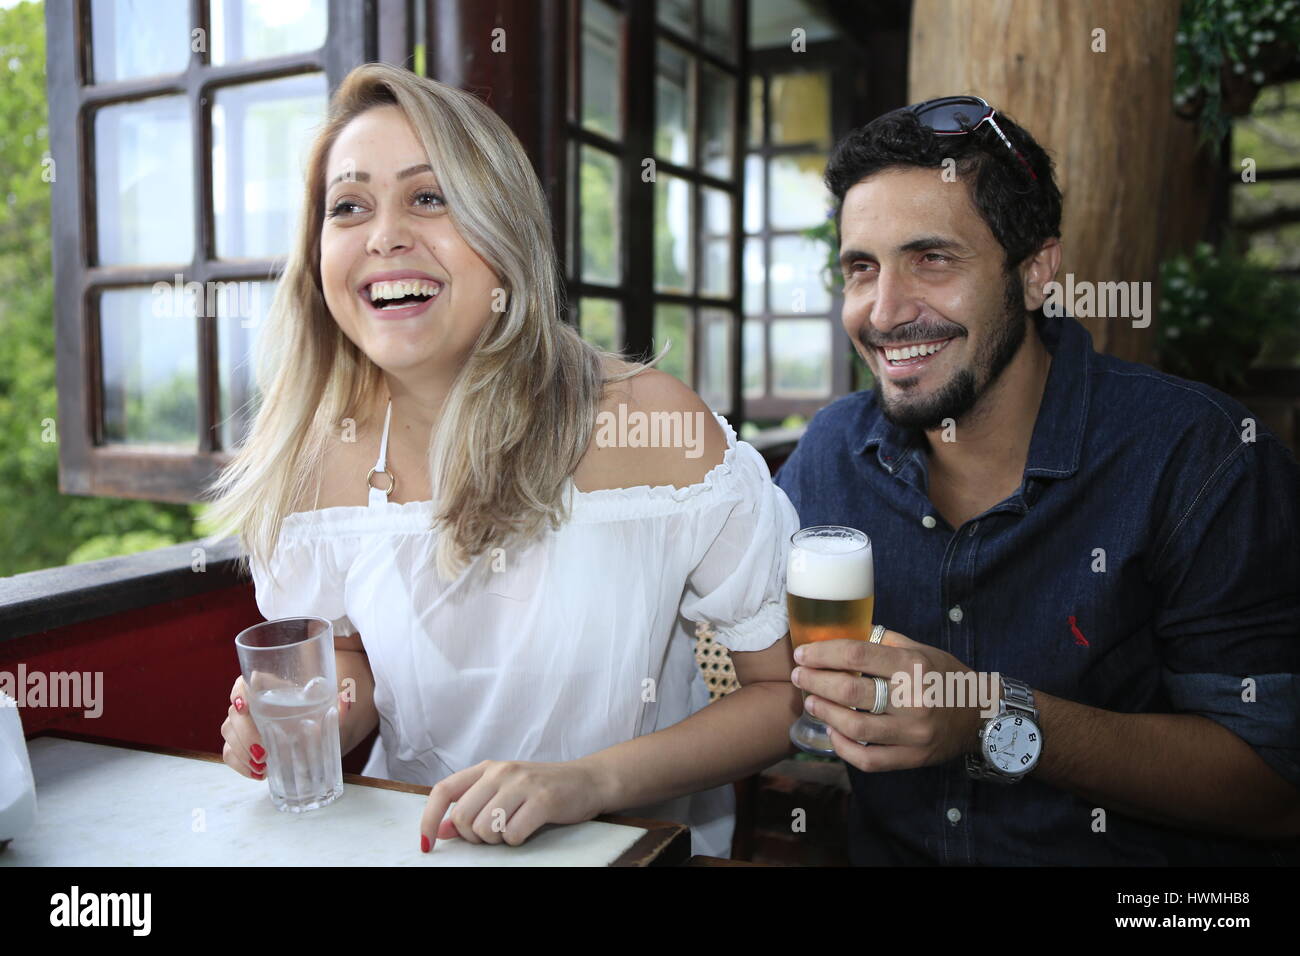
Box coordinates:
[824,104,1063,272]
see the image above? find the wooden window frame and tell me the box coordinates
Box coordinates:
[742,42,856,422]
[567,0,748,419]
[46,0,371,503]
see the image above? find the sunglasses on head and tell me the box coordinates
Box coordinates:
[906,95,1039,182]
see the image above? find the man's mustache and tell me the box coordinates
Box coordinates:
[861,328,966,348]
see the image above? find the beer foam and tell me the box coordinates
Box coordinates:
[787,532,874,601]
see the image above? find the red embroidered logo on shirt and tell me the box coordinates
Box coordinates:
[1068,615,1089,647]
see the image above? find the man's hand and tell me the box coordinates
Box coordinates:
[418,758,618,852]
[791,628,989,772]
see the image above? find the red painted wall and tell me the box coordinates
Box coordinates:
[3,582,379,774]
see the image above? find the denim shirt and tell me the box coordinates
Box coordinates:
[775,310,1300,865]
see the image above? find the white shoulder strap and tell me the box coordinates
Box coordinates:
[368,399,395,508]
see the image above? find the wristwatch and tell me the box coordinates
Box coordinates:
[966,676,1042,783]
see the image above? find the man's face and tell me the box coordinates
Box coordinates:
[838,166,1031,431]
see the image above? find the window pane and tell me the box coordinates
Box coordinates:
[769,153,828,230]
[95,96,193,266]
[769,71,831,147]
[699,63,735,179]
[210,0,328,65]
[90,0,190,83]
[701,0,735,60]
[658,0,692,35]
[698,308,732,413]
[218,280,276,449]
[580,298,622,353]
[654,304,691,384]
[771,319,831,398]
[581,0,622,139]
[213,73,327,260]
[748,75,764,148]
[580,146,622,284]
[743,237,764,315]
[655,41,691,166]
[654,174,692,293]
[700,187,732,298]
[743,320,765,399]
[770,234,831,313]
[99,287,198,447]
[744,153,763,234]
[749,3,838,49]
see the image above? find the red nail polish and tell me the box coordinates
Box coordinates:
[252,770,264,779]
[420,834,430,853]
[250,760,266,771]
[235,696,245,712]
[250,743,265,760]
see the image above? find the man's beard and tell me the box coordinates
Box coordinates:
[874,271,1028,431]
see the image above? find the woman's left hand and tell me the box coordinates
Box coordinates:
[419,758,616,851]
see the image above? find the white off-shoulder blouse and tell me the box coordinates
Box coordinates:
[249,412,799,858]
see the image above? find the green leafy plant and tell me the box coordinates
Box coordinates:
[803,213,844,297]
[1174,0,1300,150]
[1156,242,1300,390]
[0,1,199,576]
[803,212,874,392]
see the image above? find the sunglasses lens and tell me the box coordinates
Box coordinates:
[913,98,991,132]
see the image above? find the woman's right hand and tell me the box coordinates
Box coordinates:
[220,675,352,780]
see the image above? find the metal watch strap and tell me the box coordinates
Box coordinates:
[967,676,1039,782]
[999,676,1037,720]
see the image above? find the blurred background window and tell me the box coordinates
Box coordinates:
[570,0,742,417]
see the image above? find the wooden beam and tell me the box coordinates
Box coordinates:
[907,0,1182,366]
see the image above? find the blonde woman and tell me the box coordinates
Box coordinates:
[207,63,801,859]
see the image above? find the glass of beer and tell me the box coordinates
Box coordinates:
[787,526,875,755]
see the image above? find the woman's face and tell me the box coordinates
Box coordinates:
[319,104,500,379]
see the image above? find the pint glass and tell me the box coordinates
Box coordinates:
[235,617,344,813]
[787,526,875,755]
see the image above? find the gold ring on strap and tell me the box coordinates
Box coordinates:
[366,466,396,496]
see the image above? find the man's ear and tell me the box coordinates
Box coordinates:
[1020,238,1062,312]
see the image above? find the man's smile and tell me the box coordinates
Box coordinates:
[873,335,959,381]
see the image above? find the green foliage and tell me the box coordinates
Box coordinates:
[1231,80,1300,272]
[802,213,875,393]
[802,213,844,297]
[581,150,618,285]
[66,530,181,565]
[0,1,198,577]
[1157,242,1300,390]
[1174,0,1300,151]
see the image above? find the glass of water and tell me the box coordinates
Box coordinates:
[234,617,343,813]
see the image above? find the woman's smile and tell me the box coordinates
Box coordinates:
[357,269,445,320]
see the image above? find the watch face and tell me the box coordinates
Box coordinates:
[983,714,1041,774]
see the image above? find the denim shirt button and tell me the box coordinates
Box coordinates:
[946,807,962,824]
[948,605,963,623]
[921,515,937,528]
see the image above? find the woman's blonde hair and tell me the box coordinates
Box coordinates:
[203,63,637,581]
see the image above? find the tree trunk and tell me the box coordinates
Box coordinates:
[908,0,1183,365]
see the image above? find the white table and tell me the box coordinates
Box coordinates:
[2,734,688,866]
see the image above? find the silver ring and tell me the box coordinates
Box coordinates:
[870,676,889,714]
[869,624,886,644]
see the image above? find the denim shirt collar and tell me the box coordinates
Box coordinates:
[857,310,1091,482]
